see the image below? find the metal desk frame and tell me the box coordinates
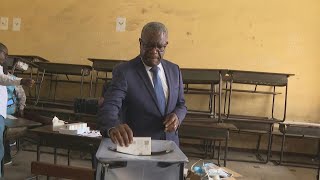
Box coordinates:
[181,69,227,122]
[221,70,294,164]
[276,122,320,171]
[87,58,126,97]
[36,62,93,101]
[179,120,237,167]
[29,125,101,168]
[224,70,294,122]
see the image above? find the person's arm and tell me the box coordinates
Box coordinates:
[98,65,128,135]
[0,74,34,87]
[172,66,187,123]
[15,85,26,111]
[98,65,133,146]
[163,66,187,132]
[0,74,21,86]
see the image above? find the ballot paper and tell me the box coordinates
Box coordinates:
[116,137,151,156]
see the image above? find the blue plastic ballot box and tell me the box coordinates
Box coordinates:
[96,138,188,180]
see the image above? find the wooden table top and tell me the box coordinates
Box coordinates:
[5,117,42,128]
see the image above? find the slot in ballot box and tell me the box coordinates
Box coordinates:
[96,139,188,180]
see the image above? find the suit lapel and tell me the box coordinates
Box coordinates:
[135,58,163,115]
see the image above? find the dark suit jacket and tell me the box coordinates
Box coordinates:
[98,56,187,145]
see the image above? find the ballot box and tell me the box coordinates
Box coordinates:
[96,138,188,180]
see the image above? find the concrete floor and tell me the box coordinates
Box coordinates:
[3,144,319,180]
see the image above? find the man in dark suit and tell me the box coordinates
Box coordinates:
[98,22,187,146]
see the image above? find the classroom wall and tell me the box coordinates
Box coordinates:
[1,0,320,152]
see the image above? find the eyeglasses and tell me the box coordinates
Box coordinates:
[140,39,167,52]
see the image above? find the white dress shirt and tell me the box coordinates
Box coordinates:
[142,61,169,104]
[0,66,21,118]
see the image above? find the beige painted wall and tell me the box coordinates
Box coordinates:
[1,0,320,124]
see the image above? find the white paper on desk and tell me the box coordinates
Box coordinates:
[52,116,65,131]
[116,137,151,156]
[6,115,17,119]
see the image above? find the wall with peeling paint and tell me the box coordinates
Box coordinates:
[1,0,320,152]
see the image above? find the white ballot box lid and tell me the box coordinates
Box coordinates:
[96,138,188,163]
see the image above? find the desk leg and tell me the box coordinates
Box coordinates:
[209,83,214,118]
[317,161,320,180]
[266,125,273,163]
[36,145,40,161]
[53,74,58,102]
[94,71,99,97]
[48,72,53,99]
[270,134,275,158]
[317,160,320,180]
[255,134,264,162]
[80,71,84,97]
[271,86,276,119]
[224,132,229,167]
[218,141,221,166]
[54,148,57,164]
[256,135,262,155]
[67,149,70,166]
[17,138,20,152]
[282,84,288,121]
[204,140,208,158]
[223,82,228,116]
[89,68,94,97]
[227,80,233,118]
[212,140,216,159]
[91,152,97,169]
[279,130,286,165]
[218,73,222,122]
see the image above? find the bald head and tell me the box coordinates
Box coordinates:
[139,22,169,67]
[141,22,168,39]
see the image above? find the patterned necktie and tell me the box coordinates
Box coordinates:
[150,66,166,115]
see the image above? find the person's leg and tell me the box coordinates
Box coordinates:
[0,115,5,177]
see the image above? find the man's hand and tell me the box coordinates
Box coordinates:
[163,113,179,132]
[109,124,133,147]
[20,78,35,87]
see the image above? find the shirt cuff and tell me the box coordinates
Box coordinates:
[108,127,115,137]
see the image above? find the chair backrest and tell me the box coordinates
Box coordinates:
[31,161,95,180]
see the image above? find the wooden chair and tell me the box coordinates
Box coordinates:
[30,161,95,180]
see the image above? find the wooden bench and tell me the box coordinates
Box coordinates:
[276,121,320,169]
[222,70,294,163]
[180,119,237,167]
[31,161,95,180]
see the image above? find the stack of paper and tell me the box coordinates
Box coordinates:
[58,122,90,135]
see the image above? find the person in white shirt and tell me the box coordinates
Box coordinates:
[0,43,34,177]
